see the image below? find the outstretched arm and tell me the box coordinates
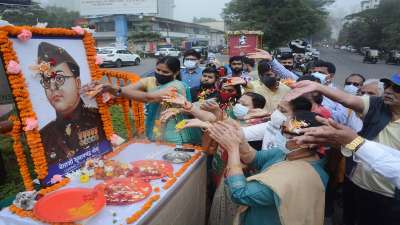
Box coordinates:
[286,81,365,114]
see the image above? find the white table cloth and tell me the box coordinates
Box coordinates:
[0,142,207,225]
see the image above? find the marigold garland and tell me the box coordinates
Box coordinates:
[126,194,160,224]
[38,178,70,196]
[174,152,202,178]
[9,116,34,191]
[0,28,48,180]
[9,203,75,225]
[99,69,145,135]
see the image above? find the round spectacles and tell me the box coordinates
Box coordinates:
[40,73,74,90]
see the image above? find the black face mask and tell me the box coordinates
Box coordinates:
[155,72,174,85]
[201,82,214,89]
[261,76,278,88]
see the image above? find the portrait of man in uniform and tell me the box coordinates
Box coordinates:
[34,42,110,166]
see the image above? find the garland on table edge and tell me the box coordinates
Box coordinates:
[126,194,160,224]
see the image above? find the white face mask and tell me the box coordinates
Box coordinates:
[344,84,359,95]
[233,103,249,119]
[311,72,328,85]
[270,109,287,129]
[184,60,198,69]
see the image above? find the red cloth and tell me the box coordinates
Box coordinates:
[312,105,332,119]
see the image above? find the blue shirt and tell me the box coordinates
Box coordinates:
[180,67,203,88]
[225,149,329,225]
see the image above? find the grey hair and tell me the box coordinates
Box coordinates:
[364,79,385,96]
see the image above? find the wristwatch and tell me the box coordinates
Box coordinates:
[341,136,365,157]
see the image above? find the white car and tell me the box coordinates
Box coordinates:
[97,48,141,67]
[155,48,181,57]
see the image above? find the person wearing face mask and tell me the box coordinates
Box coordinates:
[206,113,328,225]
[244,60,291,113]
[242,96,313,151]
[190,67,219,103]
[180,49,203,89]
[233,92,266,121]
[344,74,365,95]
[82,56,201,144]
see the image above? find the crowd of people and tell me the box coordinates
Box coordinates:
[83,48,400,225]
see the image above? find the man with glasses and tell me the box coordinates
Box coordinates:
[37,42,108,165]
[286,73,400,225]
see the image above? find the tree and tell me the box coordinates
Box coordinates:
[338,0,400,50]
[223,0,334,48]
[0,4,79,28]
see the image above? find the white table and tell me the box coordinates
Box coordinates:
[0,143,207,225]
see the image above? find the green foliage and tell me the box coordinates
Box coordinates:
[338,0,400,50]
[0,5,79,28]
[223,0,334,48]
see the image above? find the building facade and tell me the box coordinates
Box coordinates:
[361,0,380,11]
[89,15,225,52]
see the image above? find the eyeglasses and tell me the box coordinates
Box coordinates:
[40,73,74,90]
[345,82,362,87]
[383,82,400,93]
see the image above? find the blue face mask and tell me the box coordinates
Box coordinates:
[311,72,328,85]
[233,103,249,119]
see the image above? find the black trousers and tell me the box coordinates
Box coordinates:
[344,179,400,225]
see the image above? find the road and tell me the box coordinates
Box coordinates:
[115,49,399,86]
[318,48,399,86]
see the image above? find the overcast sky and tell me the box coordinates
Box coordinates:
[174,0,361,22]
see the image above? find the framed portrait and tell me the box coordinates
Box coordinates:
[1,27,113,185]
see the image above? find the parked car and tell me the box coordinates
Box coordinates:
[97,48,141,67]
[155,48,181,57]
[360,47,371,56]
[386,50,400,65]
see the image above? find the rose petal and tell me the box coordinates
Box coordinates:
[17,29,32,42]
[95,55,104,65]
[6,60,21,74]
[110,134,125,146]
[23,117,38,131]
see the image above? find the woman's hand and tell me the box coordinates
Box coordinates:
[162,93,189,108]
[182,119,211,130]
[81,80,116,98]
[160,108,181,123]
[284,80,322,102]
[149,86,177,102]
[200,99,222,114]
[208,122,243,152]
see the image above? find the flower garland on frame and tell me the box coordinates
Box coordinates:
[0,28,48,180]
[9,116,34,191]
[0,26,116,183]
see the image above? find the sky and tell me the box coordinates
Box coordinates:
[174,0,361,22]
[174,0,231,22]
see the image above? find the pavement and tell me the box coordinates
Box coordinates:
[318,47,399,86]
